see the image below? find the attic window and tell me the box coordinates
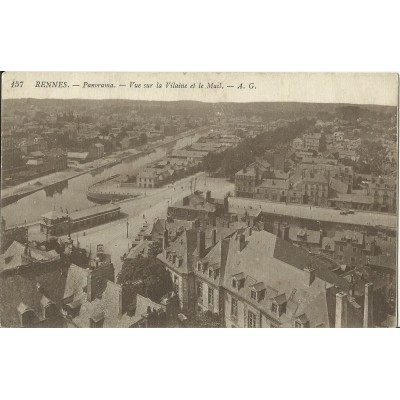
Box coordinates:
[232,273,245,290]
[250,290,257,300]
[294,315,310,328]
[4,256,13,264]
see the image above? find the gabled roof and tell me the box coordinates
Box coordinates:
[250,282,266,292]
[272,293,287,305]
[158,229,199,274]
[171,194,216,213]
[0,241,60,273]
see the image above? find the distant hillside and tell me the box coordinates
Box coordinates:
[2,98,397,121]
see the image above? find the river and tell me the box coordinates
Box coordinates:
[1,130,206,226]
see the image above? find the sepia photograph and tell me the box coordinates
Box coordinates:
[0,72,398,328]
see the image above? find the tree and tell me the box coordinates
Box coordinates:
[356,140,386,175]
[148,241,162,258]
[117,255,172,303]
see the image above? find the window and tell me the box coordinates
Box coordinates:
[231,298,238,318]
[208,287,214,307]
[248,311,257,328]
[250,290,257,300]
[197,262,201,272]
[294,320,302,328]
[352,247,357,253]
[232,279,237,288]
[271,302,278,314]
[197,281,203,299]
[339,245,344,252]
[208,269,213,278]
[350,257,355,264]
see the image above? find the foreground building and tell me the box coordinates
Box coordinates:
[157,226,390,327]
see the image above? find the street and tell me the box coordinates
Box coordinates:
[62,173,234,276]
[228,197,397,230]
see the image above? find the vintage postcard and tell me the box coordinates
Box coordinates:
[0,72,398,328]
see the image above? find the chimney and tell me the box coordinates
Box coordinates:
[87,271,93,302]
[211,228,217,246]
[369,239,377,256]
[335,292,348,328]
[303,264,315,286]
[206,190,211,202]
[238,233,246,252]
[363,282,374,328]
[197,230,206,258]
[273,221,281,237]
[281,224,290,241]
[162,224,169,249]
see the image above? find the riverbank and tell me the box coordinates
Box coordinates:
[1,126,211,207]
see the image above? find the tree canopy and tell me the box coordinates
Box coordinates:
[117,254,172,303]
[203,118,315,178]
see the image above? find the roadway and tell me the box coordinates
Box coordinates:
[228,197,397,230]
[60,174,234,277]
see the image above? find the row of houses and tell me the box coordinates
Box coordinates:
[235,157,396,212]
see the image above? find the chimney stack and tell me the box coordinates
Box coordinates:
[303,264,315,286]
[281,224,290,241]
[273,221,281,237]
[335,292,348,328]
[163,223,169,250]
[87,272,93,302]
[197,230,206,259]
[211,228,217,246]
[363,282,374,328]
[238,233,246,252]
[369,240,377,256]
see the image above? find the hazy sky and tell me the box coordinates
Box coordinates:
[2,72,398,106]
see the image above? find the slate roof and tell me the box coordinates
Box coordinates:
[289,227,321,245]
[222,230,352,326]
[171,194,216,213]
[0,261,70,327]
[0,241,60,273]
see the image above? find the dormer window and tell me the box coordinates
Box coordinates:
[271,294,287,316]
[249,282,265,302]
[232,273,245,290]
[197,262,202,272]
[208,265,220,280]
[294,314,310,328]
